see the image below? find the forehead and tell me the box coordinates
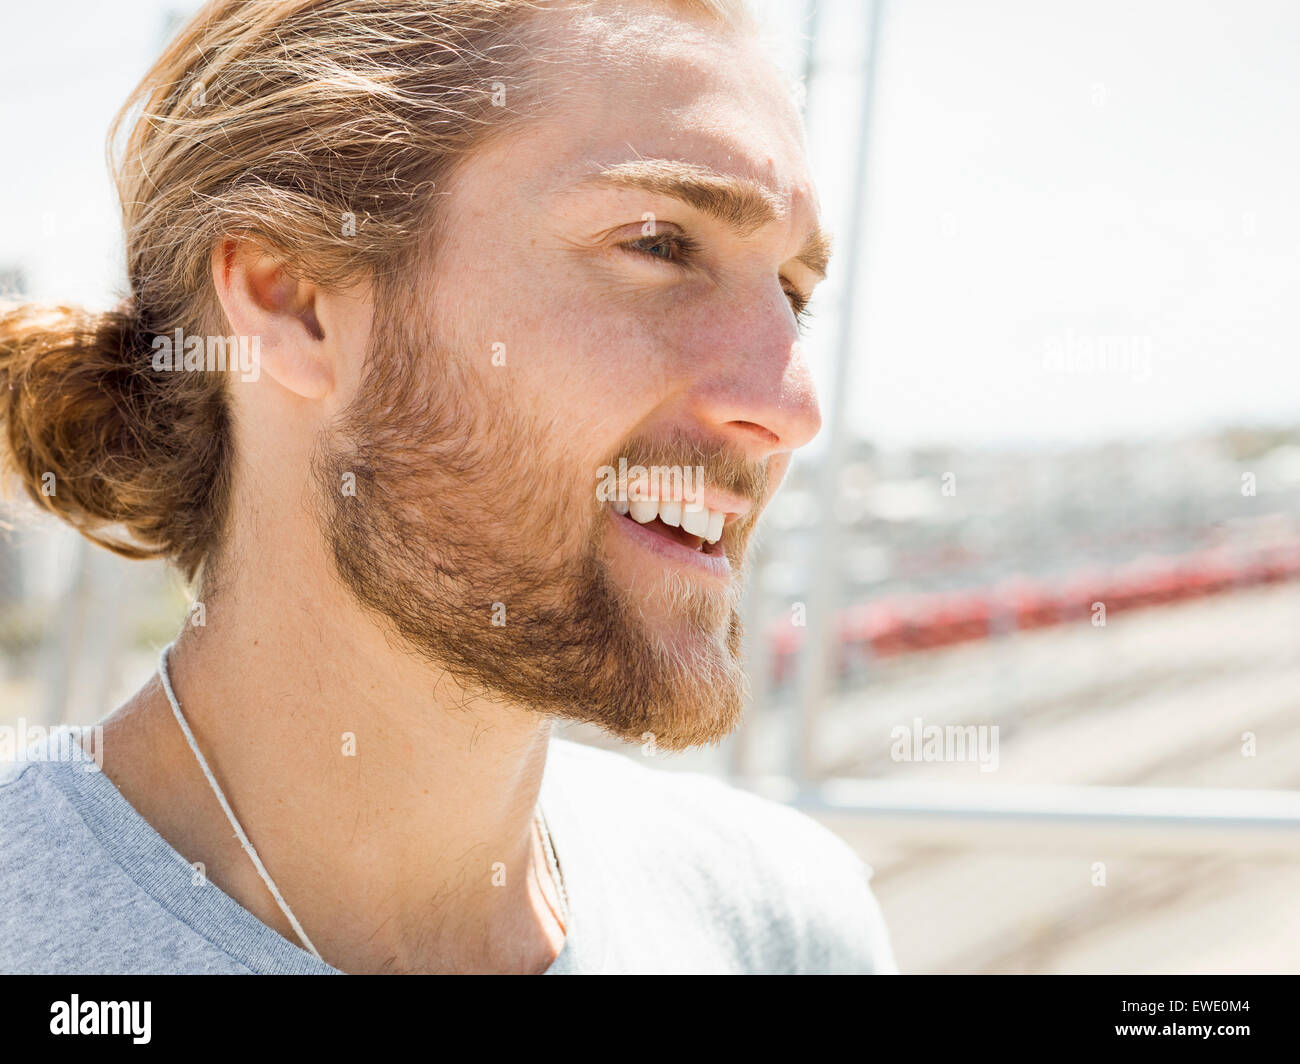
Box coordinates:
[520,2,818,215]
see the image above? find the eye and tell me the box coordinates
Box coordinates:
[782,280,813,332]
[619,229,813,332]
[619,230,701,264]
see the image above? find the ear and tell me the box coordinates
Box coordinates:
[210,239,333,400]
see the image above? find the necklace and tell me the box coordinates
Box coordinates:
[534,804,570,934]
[158,641,569,965]
[159,642,325,960]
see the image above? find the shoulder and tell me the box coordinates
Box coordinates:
[0,728,109,850]
[0,755,97,961]
[0,746,115,901]
[544,738,897,974]
[0,754,66,857]
[0,738,248,975]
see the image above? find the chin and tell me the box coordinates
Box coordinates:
[583,594,750,752]
[588,667,749,752]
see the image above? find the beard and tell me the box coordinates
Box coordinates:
[311,289,767,750]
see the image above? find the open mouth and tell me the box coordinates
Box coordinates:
[611,498,728,556]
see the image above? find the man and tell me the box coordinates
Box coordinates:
[0,0,896,974]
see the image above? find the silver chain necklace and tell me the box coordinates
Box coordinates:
[158,642,568,966]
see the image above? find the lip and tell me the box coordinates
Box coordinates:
[691,490,752,526]
[607,508,733,581]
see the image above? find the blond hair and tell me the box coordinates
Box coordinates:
[0,0,752,582]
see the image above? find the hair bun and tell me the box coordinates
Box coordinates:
[0,300,228,579]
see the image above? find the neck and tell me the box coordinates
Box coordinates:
[103,526,565,974]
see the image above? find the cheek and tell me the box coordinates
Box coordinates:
[450,249,733,454]
[502,293,679,438]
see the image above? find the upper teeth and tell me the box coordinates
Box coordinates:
[615,498,727,544]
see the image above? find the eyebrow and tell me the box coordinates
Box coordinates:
[576,159,832,279]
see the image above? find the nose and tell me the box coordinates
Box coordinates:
[686,288,823,459]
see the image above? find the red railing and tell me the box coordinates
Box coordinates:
[768,543,1300,683]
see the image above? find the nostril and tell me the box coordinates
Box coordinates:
[726,420,780,447]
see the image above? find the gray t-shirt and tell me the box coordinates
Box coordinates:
[0,728,896,974]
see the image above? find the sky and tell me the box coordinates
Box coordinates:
[1,0,1297,449]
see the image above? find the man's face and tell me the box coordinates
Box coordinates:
[318,2,824,749]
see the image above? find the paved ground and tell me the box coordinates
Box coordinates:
[781,583,1300,973]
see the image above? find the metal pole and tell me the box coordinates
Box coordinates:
[793,0,886,787]
[798,0,822,119]
[749,777,1300,857]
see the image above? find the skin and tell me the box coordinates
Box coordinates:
[98,0,825,975]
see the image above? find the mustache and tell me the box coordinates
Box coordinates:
[606,429,770,513]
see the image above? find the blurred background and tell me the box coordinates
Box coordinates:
[2,0,1299,973]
